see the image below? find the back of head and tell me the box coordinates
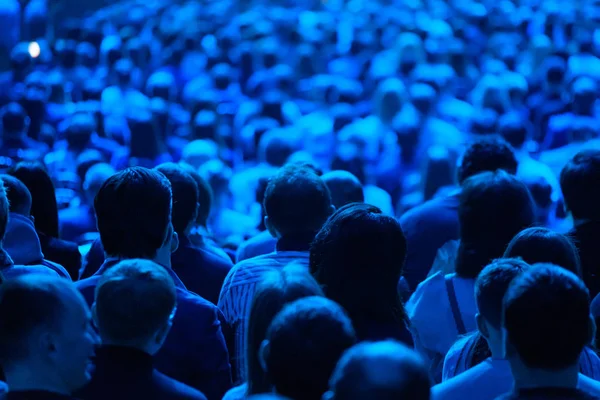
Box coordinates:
[310,203,407,332]
[326,341,430,400]
[475,258,530,329]
[8,162,59,238]
[1,103,29,137]
[1,174,32,216]
[264,164,332,237]
[0,179,8,243]
[65,113,95,151]
[94,167,172,259]
[180,163,213,227]
[457,137,518,184]
[498,112,530,149]
[457,171,535,278]
[181,139,219,170]
[322,171,364,210]
[94,259,176,348]
[504,227,581,277]
[154,163,199,236]
[259,131,296,167]
[560,150,600,221]
[503,264,591,370]
[128,110,162,160]
[264,297,357,400]
[247,265,324,394]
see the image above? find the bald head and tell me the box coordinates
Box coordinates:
[326,341,431,400]
[322,171,364,210]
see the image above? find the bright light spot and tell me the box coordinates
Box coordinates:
[28,42,41,58]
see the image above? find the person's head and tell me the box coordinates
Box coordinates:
[94,259,176,355]
[457,137,518,184]
[8,162,59,238]
[261,297,357,400]
[181,139,219,170]
[310,203,408,336]
[1,103,30,139]
[422,146,455,201]
[65,113,95,152]
[504,227,581,277]
[560,150,600,222]
[179,163,213,228]
[247,264,324,395]
[475,258,529,353]
[0,179,8,242]
[543,57,566,92]
[258,131,296,168]
[498,112,531,149]
[503,264,593,374]
[324,341,431,400]
[263,164,333,238]
[154,163,199,237]
[94,167,177,266]
[0,275,98,394]
[571,77,597,115]
[321,171,364,210]
[1,174,32,216]
[82,163,115,205]
[457,171,535,278]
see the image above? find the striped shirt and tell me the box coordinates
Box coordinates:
[218,250,310,382]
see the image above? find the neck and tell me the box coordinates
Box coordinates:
[4,365,70,396]
[512,362,579,391]
[487,338,504,359]
[100,341,155,355]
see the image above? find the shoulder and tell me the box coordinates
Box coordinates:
[2,265,60,280]
[407,272,447,312]
[175,287,220,322]
[153,370,208,400]
[222,384,247,400]
[400,195,459,228]
[47,237,80,254]
[443,333,474,380]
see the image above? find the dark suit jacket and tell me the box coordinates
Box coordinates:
[37,233,81,281]
[77,346,208,400]
[75,259,232,400]
[399,191,461,290]
[172,235,233,305]
[569,221,600,299]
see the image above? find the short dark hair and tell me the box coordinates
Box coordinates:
[265,297,357,400]
[95,259,176,343]
[8,162,60,238]
[560,150,600,221]
[457,171,535,278]
[94,167,172,259]
[498,112,530,149]
[0,276,72,362]
[259,131,296,167]
[475,258,529,329]
[1,102,28,135]
[247,265,323,395]
[180,163,213,227]
[328,341,431,400]
[504,264,591,370]
[154,163,199,236]
[457,138,518,184]
[322,171,364,209]
[310,203,408,337]
[504,227,581,278]
[1,174,31,216]
[264,164,332,236]
[0,179,8,240]
[65,113,95,151]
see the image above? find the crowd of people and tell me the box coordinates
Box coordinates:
[0,0,600,398]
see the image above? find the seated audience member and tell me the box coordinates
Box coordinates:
[499,264,600,399]
[0,179,60,279]
[8,162,81,279]
[219,164,333,379]
[0,275,99,399]
[261,297,357,400]
[324,341,431,400]
[408,171,535,379]
[77,259,207,400]
[400,138,518,290]
[223,265,323,398]
[0,102,48,163]
[560,150,600,298]
[154,163,233,305]
[310,203,412,344]
[60,163,115,245]
[1,175,70,279]
[321,170,365,209]
[75,167,231,400]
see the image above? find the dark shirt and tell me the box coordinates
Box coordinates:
[497,387,600,400]
[79,238,104,280]
[171,235,233,305]
[59,205,97,244]
[235,230,277,263]
[569,221,600,299]
[77,345,207,400]
[4,390,75,400]
[37,233,81,282]
[75,259,232,400]
[399,192,461,290]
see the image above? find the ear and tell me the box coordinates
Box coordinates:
[589,315,597,347]
[322,391,334,400]
[264,216,278,239]
[259,340,270,373]
[329,204,336,214]
[155,320,173,348]
[170,231,179,253]
[39,331,58,360]
[475,313,490,339]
